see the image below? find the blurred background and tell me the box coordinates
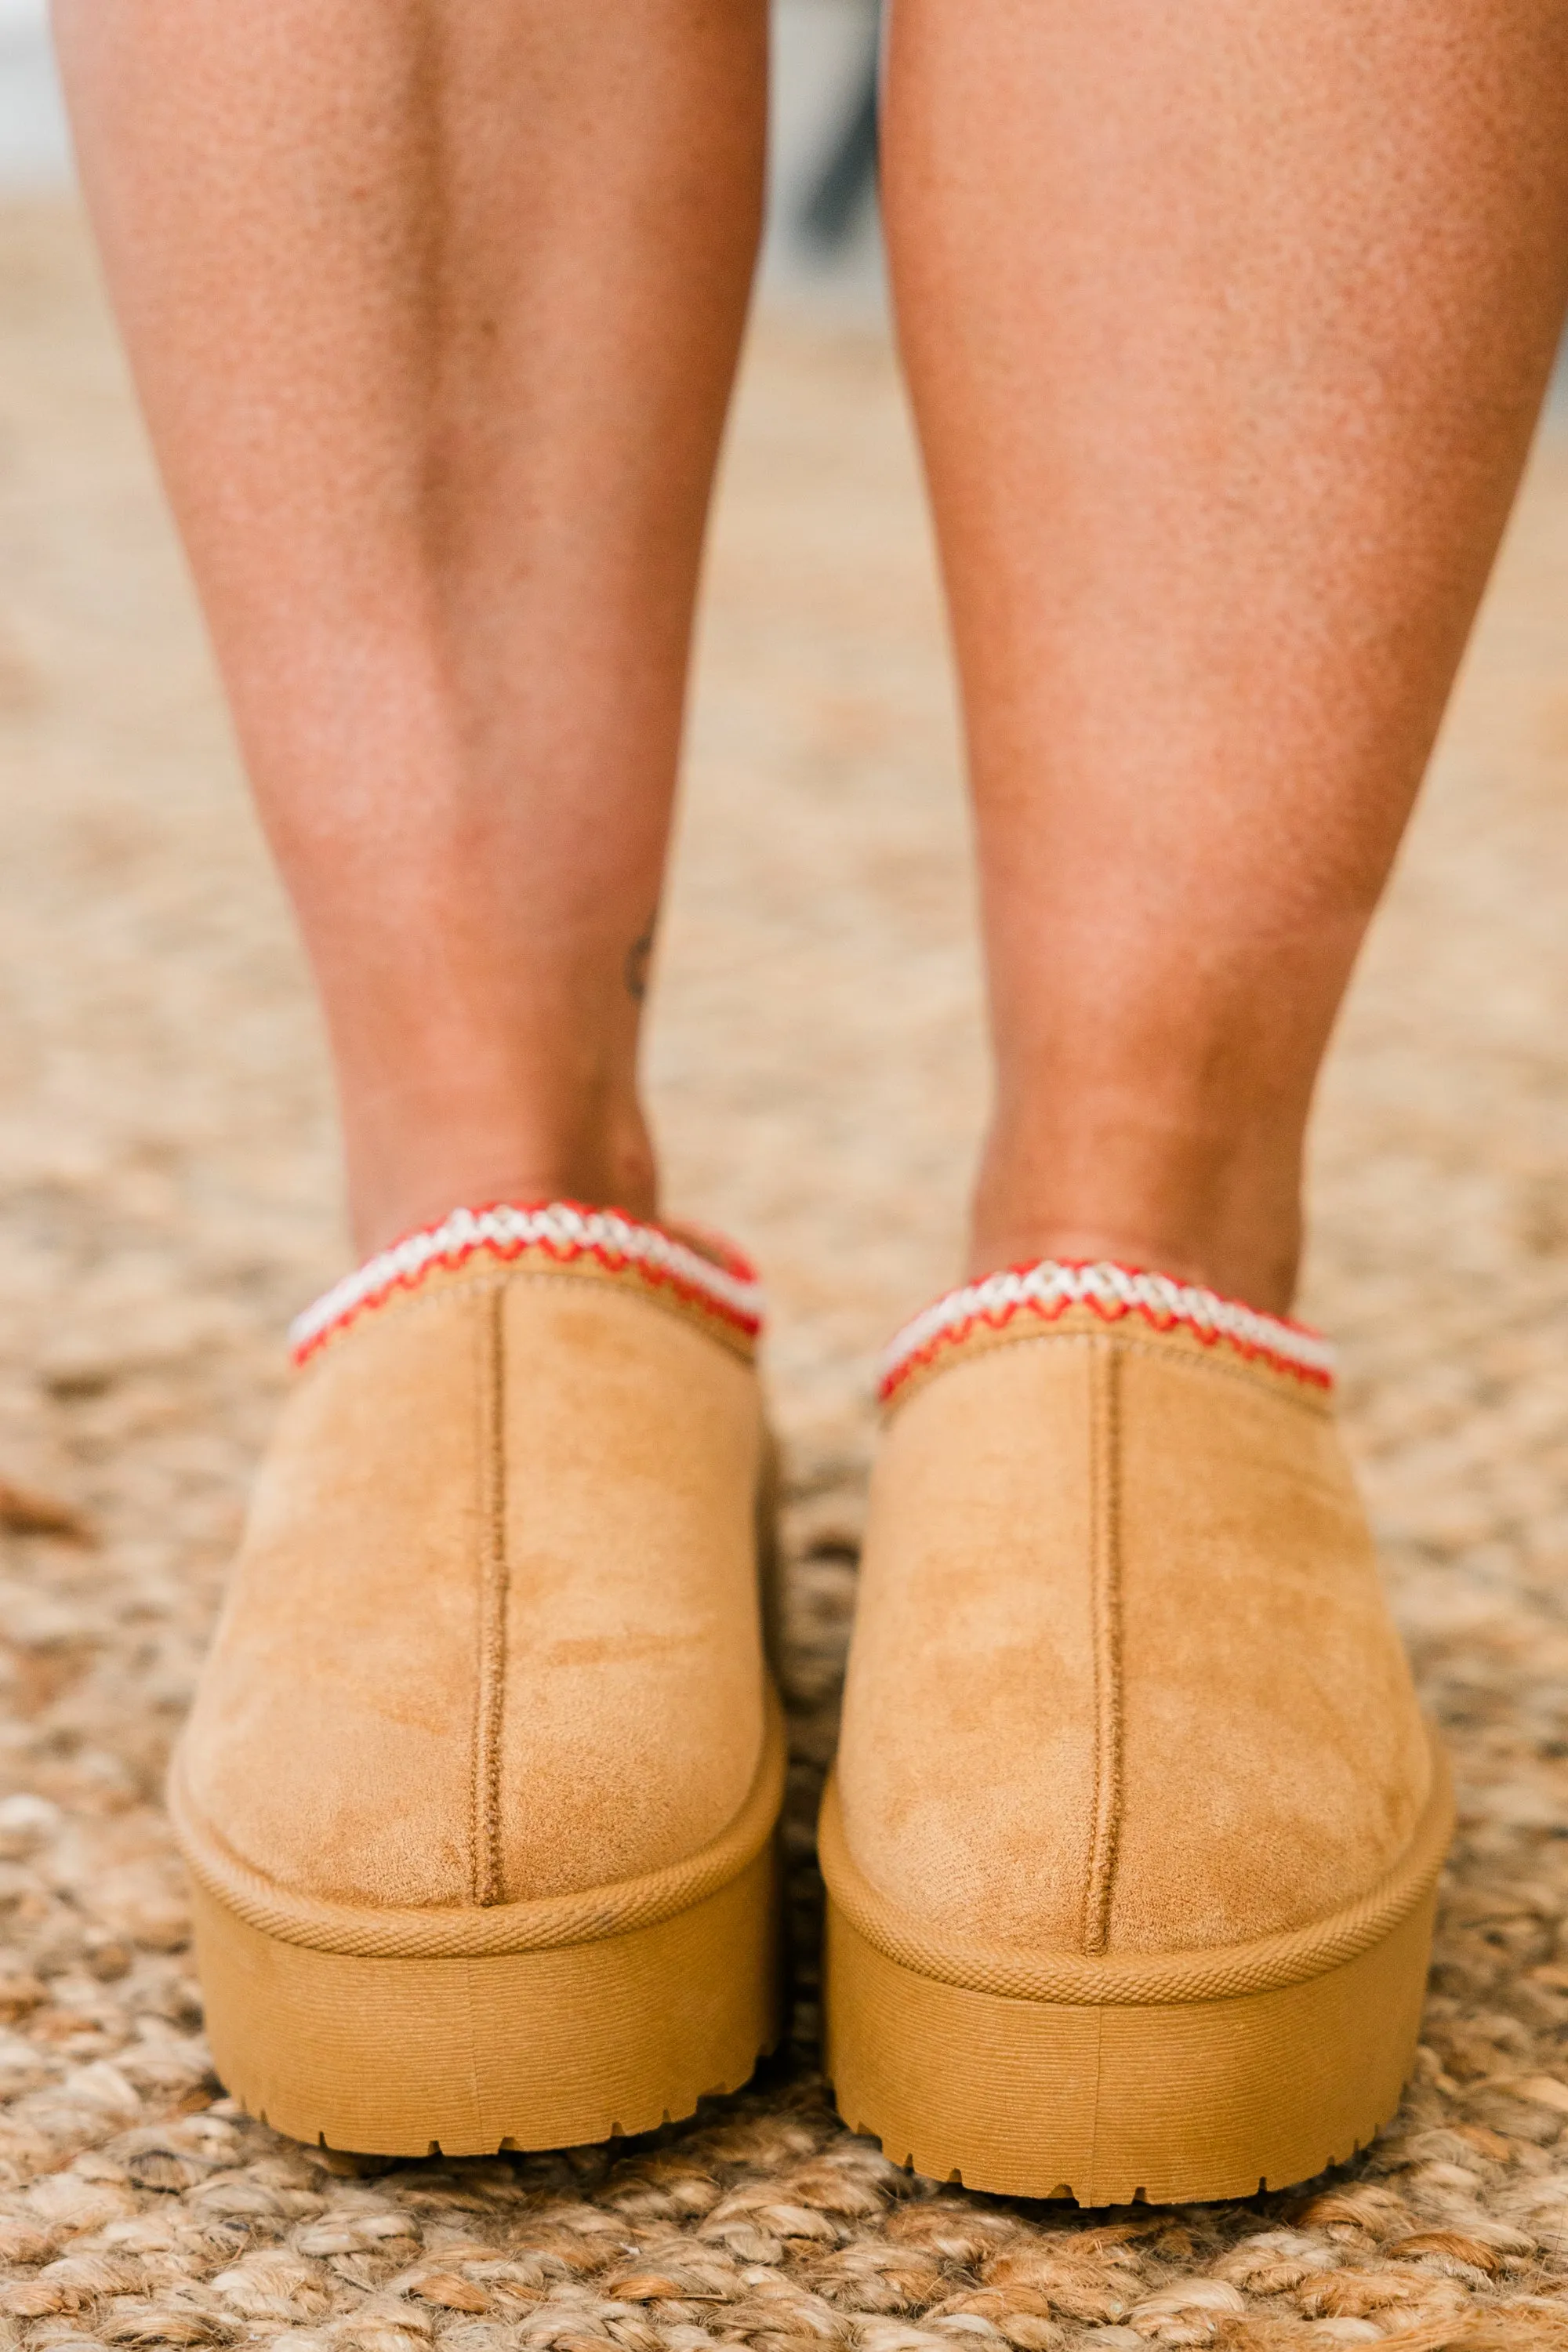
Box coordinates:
[0,0,889,299]
[0,0,71,191]
[8,0,1568,1602]
[5,3,1568,2328]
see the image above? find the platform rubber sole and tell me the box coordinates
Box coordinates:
[191,1838,782,2157]
[825,1884,1436,2205]
[820,1735,1451,2205]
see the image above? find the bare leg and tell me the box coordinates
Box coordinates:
[53,0,766,1251]
[884,0,1568,1310]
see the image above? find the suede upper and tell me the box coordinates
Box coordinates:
[834,1301,1432,1960]
[176,1238,771,1917]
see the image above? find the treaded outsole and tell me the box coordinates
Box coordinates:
[823,1884,1438,2205]
[191,1842,782,2157]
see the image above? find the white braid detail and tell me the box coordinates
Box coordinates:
[289,1202,764,1359]
[878,1260,1334,1396]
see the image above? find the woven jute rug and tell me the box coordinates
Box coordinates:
[5,198,1568,2350]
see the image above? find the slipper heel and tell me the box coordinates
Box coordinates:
[189,1838,782,2158]
[823,1879,1438,2205]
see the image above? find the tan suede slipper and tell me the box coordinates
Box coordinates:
[170,1202,785,2156]
[822,1261,1452,2205]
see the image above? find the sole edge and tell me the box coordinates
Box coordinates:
[193,1838,782,2156]
[823,1883,1437,2205]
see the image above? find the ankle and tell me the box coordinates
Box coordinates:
[966,1218,1301,1317]
[342,1104,659,1258]
[968,1128,1304,1316]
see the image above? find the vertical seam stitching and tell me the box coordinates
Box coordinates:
[472,1283,508,1907]
[1081,1337,1123,1956]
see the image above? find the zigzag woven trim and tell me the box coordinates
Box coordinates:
[289,1200,764,1368]
[878,1258,1334,1405]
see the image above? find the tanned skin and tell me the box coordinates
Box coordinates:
[54,0,1568,1303]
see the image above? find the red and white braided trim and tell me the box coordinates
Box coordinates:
[878,1258,1334,1405]
[289,1201,764,1367]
